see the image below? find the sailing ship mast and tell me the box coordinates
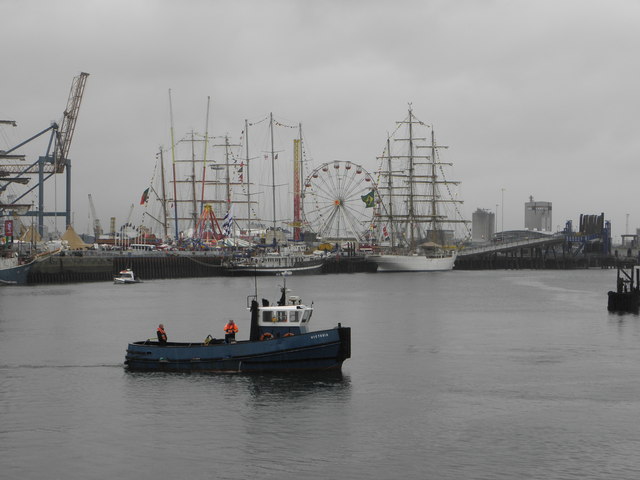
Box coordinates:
[269,112,277,234]
[169,89,179,241]
[245,118,251,238]
[376,106,467,251]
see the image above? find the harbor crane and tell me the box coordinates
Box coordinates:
[0,72,89,236]
[88,194,103,239]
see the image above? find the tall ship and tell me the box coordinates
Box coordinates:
[140,101,324,274]
[369,106,469,272]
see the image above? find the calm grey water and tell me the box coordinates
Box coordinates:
[2,270,640,480]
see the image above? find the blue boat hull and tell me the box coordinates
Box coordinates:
[125,327,351,373]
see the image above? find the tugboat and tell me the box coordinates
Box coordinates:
[124,273,351,372]
[607,266,640,313]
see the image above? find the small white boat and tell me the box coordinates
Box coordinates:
[113,268,141,284]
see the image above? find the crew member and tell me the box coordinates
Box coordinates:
[157,323,167,344]
[224,319,239,343]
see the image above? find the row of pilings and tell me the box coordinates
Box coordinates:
[454,249,638,270]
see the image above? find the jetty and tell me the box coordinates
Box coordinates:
[455,231,632,270]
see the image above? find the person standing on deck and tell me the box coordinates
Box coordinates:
[224,319,238,343]
[157,324,167,344]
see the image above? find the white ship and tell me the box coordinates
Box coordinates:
[369,106,468,272]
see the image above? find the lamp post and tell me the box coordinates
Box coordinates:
[501,188,505,241]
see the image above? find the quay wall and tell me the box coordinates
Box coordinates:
[29,252,225,284]
[28,251,375,284]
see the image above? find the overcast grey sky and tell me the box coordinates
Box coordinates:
[2,0,639,241]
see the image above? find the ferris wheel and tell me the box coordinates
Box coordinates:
[302,161,378,242]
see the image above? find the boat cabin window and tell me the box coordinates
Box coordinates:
[301,310,312,323]
[288,311,300,323]
[262,310,288,323]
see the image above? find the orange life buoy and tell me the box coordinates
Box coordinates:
[283,333,294,337]
[260,332,273,341]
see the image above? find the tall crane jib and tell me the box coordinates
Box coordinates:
[54,72,89,173]
[88,193,103,239]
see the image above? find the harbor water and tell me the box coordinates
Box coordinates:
[2,270,640,479]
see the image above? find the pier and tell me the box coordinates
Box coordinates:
[455,233,636,270]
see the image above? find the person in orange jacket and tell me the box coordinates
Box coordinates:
[157,323,167,344]
[223,319,238,343]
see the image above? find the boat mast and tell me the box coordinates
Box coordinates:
[385,134,395,248]
[224,135,232,210]
[190,130,198,229]
[168,89,179,241]
[270,112,277,237]
[200,96,211,213]
[158,147,168,240]
[408,106,416,249]
[430,127,438,243]
[245,119,251,238]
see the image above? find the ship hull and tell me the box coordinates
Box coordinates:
[225,256,324,276]
[0,259,33,285]
[370,252,456,272]
[125,327,351,373]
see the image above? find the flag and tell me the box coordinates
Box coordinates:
[222,208,233,236]
[360,190,375,208]
[383,225,390,240]
[140,188,149,205]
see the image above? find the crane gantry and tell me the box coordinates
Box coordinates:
[0,72,89,235]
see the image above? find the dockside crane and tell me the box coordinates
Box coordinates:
[88,194,103,240]
[0,72,89,236]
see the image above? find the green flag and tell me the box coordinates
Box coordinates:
[361,190,375,208]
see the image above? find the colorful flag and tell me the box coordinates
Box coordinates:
[140,188,149,205]
[383,225,390,239]
[360,190,375,208]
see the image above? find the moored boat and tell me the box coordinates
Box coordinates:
[124,273,351,372]
[224,250,324,276]
[370,248,457,272]
[368,106,469,272]
[0,253,34,285]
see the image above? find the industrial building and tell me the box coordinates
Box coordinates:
[471,208,495,243]
[524,196,552,232]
